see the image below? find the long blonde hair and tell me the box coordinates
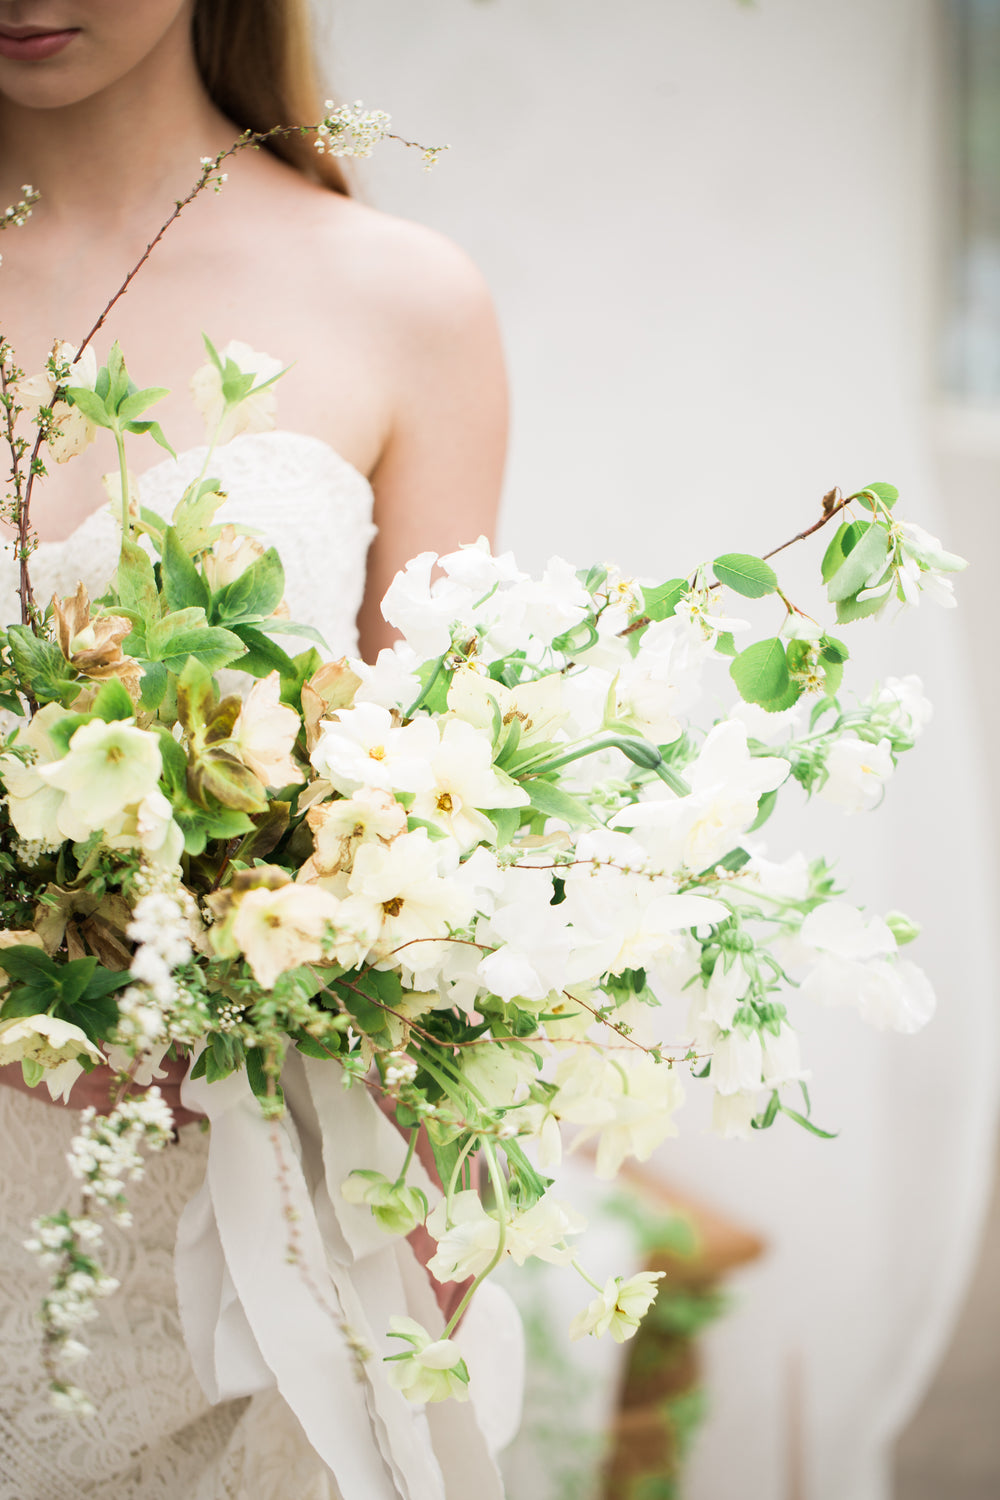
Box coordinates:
[192,0,349,194]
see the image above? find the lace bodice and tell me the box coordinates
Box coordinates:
[0,430,377,655]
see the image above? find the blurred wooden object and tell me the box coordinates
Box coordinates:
[600,1163,766,1500]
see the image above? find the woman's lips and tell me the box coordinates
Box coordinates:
[0,28,79,62]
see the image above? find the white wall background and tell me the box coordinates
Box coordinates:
[319,3,999,1496]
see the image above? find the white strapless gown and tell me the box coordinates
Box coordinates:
[0,432,521,1500]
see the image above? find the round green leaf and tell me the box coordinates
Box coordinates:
[730,636,791,708]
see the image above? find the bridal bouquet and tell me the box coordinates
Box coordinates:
[0,116,966,1419]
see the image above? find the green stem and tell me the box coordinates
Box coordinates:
[571,1258,606,1294]
[114,426,130,544]
[405,654,446,718]
[441,1138,510,1339]
[392,1127,419,1191]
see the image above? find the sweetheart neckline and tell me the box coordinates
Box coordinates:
[32,429,374,553]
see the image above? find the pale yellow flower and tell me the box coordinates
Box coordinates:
[569,1271,664,1343]
[0,1013,102,1071]
[232,672,303,788]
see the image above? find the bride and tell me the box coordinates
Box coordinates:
[0,1,513,1495]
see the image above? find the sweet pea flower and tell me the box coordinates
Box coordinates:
[561,1051,685,1178]
[384,1318,471,1405]
[425,1189,585,1283]
[818,735,894,813]
[569,1271,664,1343]
[340,1170,427,1236]
[711,1088,760,1140]
[711,1025,764,1096]
[870,675,933,741]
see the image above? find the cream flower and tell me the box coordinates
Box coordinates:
[38,719,162,840]
[425,1189,585,1283]
[305,787,405,877]
[346,829,474,975]
[190,339,283,445]
[0,703,75,846]
[384,1318,470,1405]
[202,525,266,590]
[229,881,345,990]
[232,672,303,788]
[17,341,99,464]
[569,1271,664,1343]
[0,1014,102,1071]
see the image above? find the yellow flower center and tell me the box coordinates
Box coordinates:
[436,792,454,813]
[369,745,386,761]
[382,896,404,917]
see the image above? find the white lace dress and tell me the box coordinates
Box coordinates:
[0,433,519,1500]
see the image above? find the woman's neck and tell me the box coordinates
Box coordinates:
[0,33,235,235]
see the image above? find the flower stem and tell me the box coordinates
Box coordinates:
[441,1138,509,1339]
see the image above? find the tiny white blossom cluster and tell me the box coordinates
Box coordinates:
[315,100,392,158]
[118,878,196,1047]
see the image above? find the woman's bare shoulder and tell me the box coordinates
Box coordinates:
[265,174,496,340]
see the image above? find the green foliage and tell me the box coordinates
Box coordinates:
[0,946,129,1044]
[730,637,801,711]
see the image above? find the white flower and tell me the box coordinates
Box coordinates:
[233,672,303,788]
[898,520,967,577]
[565,1052,685,1178]
[39,719,162,840]
[189,339,283,444]
[425,1189,585,1282]
[694,954,751,1030]
[447,665,568,748]
[505,556,591,645]
[870,675,933,741]
[818,735,894,813]
[616,721,789,871]
[760,1023,809,1086]
[711,1026,763,1095]
[102,788,184,869]
[410,718,528,851]
[711,1089,759,1140]
[380,552,471,658]
[345,829,474,977]
[801,953,936,1033]
[0,1014,102,1071]
[569,1270,664,1343]
[385,1317,470,1405]
[800,902,896,960]
[476,867,573,1002]
[352,644,422,713]
[310,702,438,797]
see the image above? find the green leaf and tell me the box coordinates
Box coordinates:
[161,526,210,614]
[230,624,297,680]
[819,635,849,664]
[116,386,170,422]
[138,660,168,711]
[6,626,78,706]
[641,578,686,622]
[712,553,778,599]
[212,548,285,626]
[158,626,247,676]
[820,523,850,584]
[106,342,129,409]
[730,637,789,708]
[0,946,60,984]
[779,1102,838,1139]
[862,481,898,508]
[486,805,522,849]
[115,537,159,617]
[523,779,599,828]
[153,725,188,796]
[64,386,112,428]
[826,523,890,603]
[123,419,176,458]
[714,631,737,658]
[92,677,135,722]
[835,589,892,624]
[172,480,227,554]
